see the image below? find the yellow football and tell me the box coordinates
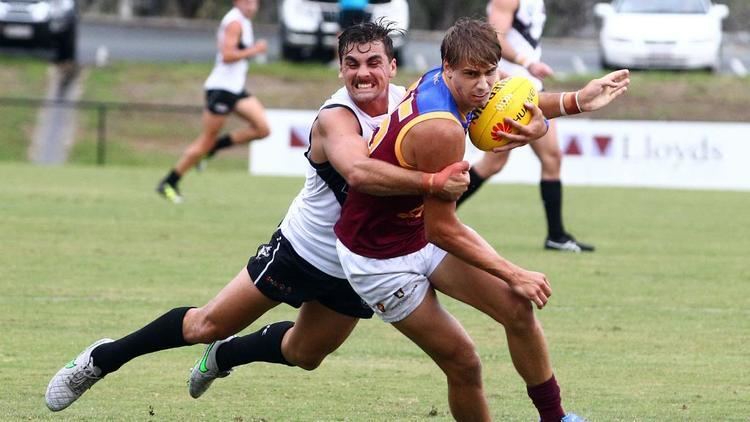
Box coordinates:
[468,76,538,151]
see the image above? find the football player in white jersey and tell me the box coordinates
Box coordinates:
[45,22,471,413]
[157,0,270,204]
[459,0,596,253]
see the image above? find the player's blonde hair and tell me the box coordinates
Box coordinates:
[441,18,502,68]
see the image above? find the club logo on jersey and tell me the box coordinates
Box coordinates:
[396,205,424,219]
[376,302,386,313]
[258,244,272,258]
[433,71,442,85]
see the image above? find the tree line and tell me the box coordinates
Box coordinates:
[81,0,748,35]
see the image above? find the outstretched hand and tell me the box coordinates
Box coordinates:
[577,69,630,112]
[490,102,548,153]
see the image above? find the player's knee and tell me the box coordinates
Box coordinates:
[255,124,270,140]
[488,154,509,174]
[290,353,326,371]
[476,152,509,177]
[442,340,482,387]
[182,308,231,344]
[187,142,211,158]
[283,343,329,370]
[502,298,537,334]
[540,148,562,172]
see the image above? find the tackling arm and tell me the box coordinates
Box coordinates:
[313,107,468,200]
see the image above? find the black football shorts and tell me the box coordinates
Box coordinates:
[247,229,373,319]
[205,89,250,115]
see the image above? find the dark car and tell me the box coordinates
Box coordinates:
[0,0,78,61]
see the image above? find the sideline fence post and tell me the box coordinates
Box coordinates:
[97,105,107,165]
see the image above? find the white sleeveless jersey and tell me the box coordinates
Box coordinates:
[279,84,407,278]
[495,0,547,90]
[204,8,254,94]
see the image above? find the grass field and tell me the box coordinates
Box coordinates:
[1,162,749,421]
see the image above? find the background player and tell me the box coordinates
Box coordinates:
[458,0,594,253]
[156,0,270,204]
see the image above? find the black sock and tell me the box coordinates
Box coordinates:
[207,134,233,158]
[91,307,193,376]
[456,167,487,208]
[163,169,181,187]
[540,180,565,239]
[215,321,295,371]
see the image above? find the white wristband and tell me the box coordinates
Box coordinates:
[574,91,582,113]
[559,92,568,116]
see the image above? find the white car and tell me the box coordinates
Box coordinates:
[279,0,409,62]
[594,0,729,71]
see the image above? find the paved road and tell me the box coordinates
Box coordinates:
[71,18,750,76]
[2,17,748,74]
[61,18,747,76]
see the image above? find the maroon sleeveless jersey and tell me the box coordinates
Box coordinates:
[334,67,470,259]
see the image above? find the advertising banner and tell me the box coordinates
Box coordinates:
[251,111,750,191]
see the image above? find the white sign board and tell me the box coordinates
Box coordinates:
[251,110,750,192]
[250,109,316,176]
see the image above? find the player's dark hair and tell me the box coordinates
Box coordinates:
[338,19,403,62]
[441,18,502,68]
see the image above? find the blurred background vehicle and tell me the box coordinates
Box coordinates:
[594,0,729,71]
[278,0,408,61]
[0,0,78,61]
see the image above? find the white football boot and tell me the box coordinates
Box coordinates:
[188,336,235,398]
[45,338,114,411]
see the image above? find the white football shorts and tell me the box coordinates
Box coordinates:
[336,240,448,323]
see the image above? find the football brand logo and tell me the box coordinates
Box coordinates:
[490,122,512,141]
